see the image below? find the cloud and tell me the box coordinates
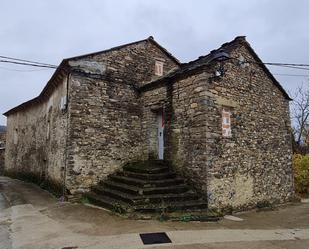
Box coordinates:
[1,0,309,125]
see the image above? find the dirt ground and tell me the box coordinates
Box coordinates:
[0,176,309,249]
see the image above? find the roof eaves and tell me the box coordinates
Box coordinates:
[3,60,68,116]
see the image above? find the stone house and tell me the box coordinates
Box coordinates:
[3,36,294,210]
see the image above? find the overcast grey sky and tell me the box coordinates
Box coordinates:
[1,0,309,125]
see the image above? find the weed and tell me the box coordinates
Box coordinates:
[112,202,126,214]
[80,196,90,204]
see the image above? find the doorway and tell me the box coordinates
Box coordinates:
[157,110,164,159]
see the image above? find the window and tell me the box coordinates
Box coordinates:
[222,108,232,137]
[155,60,164,76]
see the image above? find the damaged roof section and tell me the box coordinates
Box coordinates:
[68,60,107,75]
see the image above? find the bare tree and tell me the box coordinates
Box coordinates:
[291,85,309,148]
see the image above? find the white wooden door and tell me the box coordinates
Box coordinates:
[157,112,164,159]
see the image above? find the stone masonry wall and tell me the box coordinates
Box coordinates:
[140,72,212,191]
[66,39,179,194]
[5,76,68,194]
[203,44,294,210]
[140,42,294,210]
[70,38,179,88]
[66,74,142,194]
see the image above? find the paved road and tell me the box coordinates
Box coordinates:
[0,193,8,210]
[148,240,309,249]
[0,192,11,249]
[7,204,309,249]
[0,176,309,249]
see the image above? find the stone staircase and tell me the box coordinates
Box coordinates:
[85,160,209,218]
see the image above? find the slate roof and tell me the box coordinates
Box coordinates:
[3,36,291,117]
[140,36,292,101]
[3,37,180,116]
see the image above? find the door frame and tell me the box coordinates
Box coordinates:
[157,109,164,160]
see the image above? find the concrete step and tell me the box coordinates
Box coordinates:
[85,191,130,213]
[120,171,177,180]
[109,175,185,187]
[135,192,200,204]
[126,160,170,168]
[101,180,189,195]
[92,185,136,204]
[134,199,208,213]
[84,160,209,217]
[93,185,199,205]
[123,165,170,174]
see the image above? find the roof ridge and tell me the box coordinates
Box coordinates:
[65,37,148,61]
[65,36,180,65]
[3,37,180,116]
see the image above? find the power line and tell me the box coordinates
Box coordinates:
[231,57,309,71]
[0,66,52,72]
[270,64,309,71]
[1,54,309,74]
[263,62,309,67]
[0,60,57,69]
[273,73,309,77]
[0,55,57,67]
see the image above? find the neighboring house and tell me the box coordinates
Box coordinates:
[0,126,6,175]
[3,36,294,210]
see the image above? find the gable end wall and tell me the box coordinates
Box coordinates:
[139,43,294,210]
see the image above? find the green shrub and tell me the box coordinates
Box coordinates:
[293,154,309,196]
